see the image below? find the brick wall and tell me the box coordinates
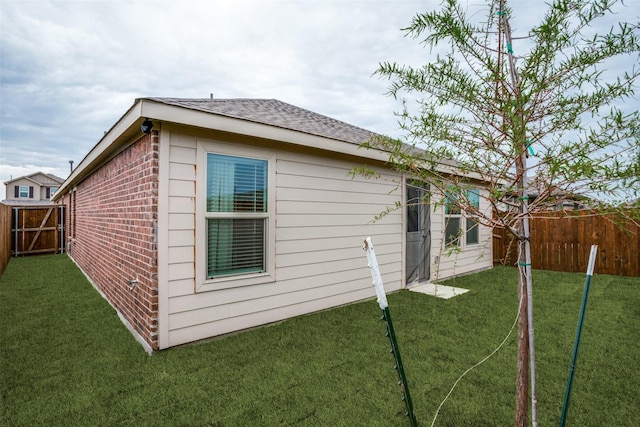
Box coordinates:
[66,132,160,350]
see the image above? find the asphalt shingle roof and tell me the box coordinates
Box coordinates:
[145,98,377,145]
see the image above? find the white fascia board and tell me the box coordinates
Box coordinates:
[433,162,493,184]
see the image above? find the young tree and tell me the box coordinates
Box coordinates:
[361,0,639,425]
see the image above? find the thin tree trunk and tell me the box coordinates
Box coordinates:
[522,191,538,427]
[515,241,530,427]
[500,4,536,423]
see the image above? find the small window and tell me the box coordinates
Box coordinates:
[45,187,58,199]
[467,189,480,210]
[445,217,462,246]
[466,218,479,245]
[466,189,480,245]
[444,187,480,247]
[445,188,462,247]
[445,189,461,215]
[19,186,30,198]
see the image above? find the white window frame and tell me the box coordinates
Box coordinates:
[19,186,29,198]
[195,140,276,292]
[444,187,480,248]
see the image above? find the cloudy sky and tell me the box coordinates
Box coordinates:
[1,0,638,200]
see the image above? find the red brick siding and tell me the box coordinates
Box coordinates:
[67,132,160,350]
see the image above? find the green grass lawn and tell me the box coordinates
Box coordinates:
[1,255,639,426]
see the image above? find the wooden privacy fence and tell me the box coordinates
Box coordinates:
[0,204,11,277]
[11,206,65,256]
[493,211,640,277]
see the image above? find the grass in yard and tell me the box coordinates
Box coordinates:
[1,255,639,426]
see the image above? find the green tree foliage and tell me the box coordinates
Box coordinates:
[367,0,639,228]
[362,1,639,425]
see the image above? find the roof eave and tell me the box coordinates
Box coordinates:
[53,99,393,201]
[138,99,391,162]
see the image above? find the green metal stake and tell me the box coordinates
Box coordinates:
[382,306,417,426]
[364,237,418,426]
[559,245,598,427]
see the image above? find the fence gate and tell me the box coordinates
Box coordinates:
[11,206,65,256]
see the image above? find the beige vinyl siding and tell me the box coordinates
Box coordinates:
[37,174,62,186]
[162,130,403,348]
[165,132,197,314]
[276,155,402,288]
[168,288,376,345]
[429,190,493,280]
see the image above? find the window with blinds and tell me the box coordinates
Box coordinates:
[206,153,268,278]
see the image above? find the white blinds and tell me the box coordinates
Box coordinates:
[206,153,268,278]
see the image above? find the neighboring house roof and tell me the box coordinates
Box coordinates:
[4,172,64,186]
[44,173,65,183]
[4,176,41,186]
[527,180,590,205]
[147,98,378,146]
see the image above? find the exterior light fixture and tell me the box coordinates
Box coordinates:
[141,118,153,134]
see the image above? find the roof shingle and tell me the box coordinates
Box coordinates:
[145,98,377,145]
